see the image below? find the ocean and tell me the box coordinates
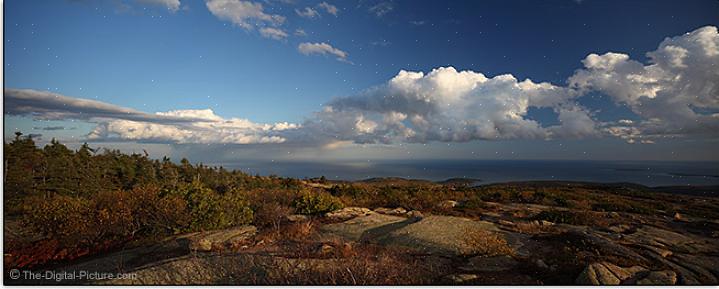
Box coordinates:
[217,160,719,187]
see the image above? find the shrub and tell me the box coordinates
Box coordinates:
[169,181,253,231]
[126,186,190,236]
[329,184,365,198]
[254,202,293,230]
[22,194,96,246]
[463,229,514,257]
[480,191,504,202]
[293,190,343,215]
[532,209,609,228]
[553,196,569,207]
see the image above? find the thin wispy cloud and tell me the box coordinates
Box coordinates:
[259,27,288,40]
[295,6,319,18]
[136,0,181,12]
[368,1,393,17]
[318,2,338,16]
[298,42,350,62]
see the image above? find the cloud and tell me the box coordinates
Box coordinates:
[87,110,297,144]
[298,42,349,62]
[33,126,69,131]
[295,7,319,18]
[569,25,719,142]
[4,88,207,124]
[259,27,288,40]
[135,0,181,12]
[318,2,338,16]
[8,26,717,147]
[206,0,285,30]
[294,28,307,36]
[304,67,595,144]
[368,2,393,17]
[409,20,426,26]
[5,89,299,144]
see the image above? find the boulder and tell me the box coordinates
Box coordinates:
[189,226,257,252]
[441,273,478,284]
[437,200,459,209]
[374,207,407,216]
[673,212,683,221]
[406,210,424,219]
[607,224,631,234]
[325,207,373,220]
[575,262,621,285]
[601,262,646,281]
[576,262,650,285]
[635,271,677,285]
[285,214,309,222]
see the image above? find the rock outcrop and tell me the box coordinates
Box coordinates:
[575,262,680,285]
[324,207,373,220]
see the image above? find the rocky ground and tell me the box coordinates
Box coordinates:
[7,198,718,285]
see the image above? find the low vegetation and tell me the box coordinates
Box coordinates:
[4,133,718,271]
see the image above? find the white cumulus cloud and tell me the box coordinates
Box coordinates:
[569,25,719,142]
[304,66,596,144]
[206,0,285,30]
[88,109,298,144]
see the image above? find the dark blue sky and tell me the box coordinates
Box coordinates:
[4,0,719,162]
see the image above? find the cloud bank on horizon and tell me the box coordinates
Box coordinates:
[4,26,719,147]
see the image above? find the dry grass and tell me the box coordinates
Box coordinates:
[242,244,450,285]
[463,229,514,257]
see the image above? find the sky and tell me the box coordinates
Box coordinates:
[3,0,719,163]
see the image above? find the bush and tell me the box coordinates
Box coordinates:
[170,181,253,231]
[126,186,190,236]
[293,190,343,215]
[532,209,609,227]
[254,202,293,230]
[22,194,96,246]
[553,196,569,207]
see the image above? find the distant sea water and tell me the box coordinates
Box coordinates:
[215,160,719,187]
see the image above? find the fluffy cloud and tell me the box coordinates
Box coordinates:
[295,7,319,18]
[298,42,349,62]
[8,26,717,147]
[304,67,596,144]
[5,89,299,144]
[318,2,338,16]
[206,0,285,30]
[569,25,719,142]
[136,0,181,12]
[88,109,297,144]
[259,27,288,40]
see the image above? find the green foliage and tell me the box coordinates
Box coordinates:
[553,196,569,207]
[329,184,365,198]
[293,190,343,215]
[174,181,253,231]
